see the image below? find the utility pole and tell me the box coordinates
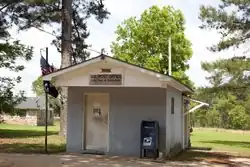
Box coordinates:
[168,37,172,76]
[60,0,73,136]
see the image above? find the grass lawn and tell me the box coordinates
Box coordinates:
[191,128,250,156]
[0,122,65,154]
[1,123,250,158]
[172,128,250,163]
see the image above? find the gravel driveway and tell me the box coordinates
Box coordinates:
[0,153,250,167]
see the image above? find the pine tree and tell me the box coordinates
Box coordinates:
[199,0,250,52]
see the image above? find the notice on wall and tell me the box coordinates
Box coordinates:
[89,74,122,85]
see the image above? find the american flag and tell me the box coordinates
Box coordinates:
[40,56,56,75]
[40,56,59,98]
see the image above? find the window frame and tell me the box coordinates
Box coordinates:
[171,97,175,114]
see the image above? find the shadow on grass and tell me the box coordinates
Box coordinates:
[169,150,250,167]
[201,140,250,148]
[0,129,57,138]
[189,147,212,151]
[170,150,231,161]
[0,143,66,154]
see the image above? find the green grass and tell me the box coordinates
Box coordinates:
[1,123,250,157]
[0,123,65,154]
[191,128,250,155]
[172,128,250,163]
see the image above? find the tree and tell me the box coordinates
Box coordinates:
[32,76,61,116]
[111,5,193,87]
[0,10,33,114]
[1,0,109,63]
[198,0,250,95]
[199,0,250,52]
[202,57,250,89]
[192,58,250,129]
[194,1,250,130]
[0,0,109,135]
[228,105,250,130]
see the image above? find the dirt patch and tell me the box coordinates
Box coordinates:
[1,153,249,167]
[171,150,250,166]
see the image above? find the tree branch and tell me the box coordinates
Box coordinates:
[0,4,11,12]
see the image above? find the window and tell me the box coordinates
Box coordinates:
[171,97,175,114]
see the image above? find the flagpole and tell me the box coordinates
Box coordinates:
[45,47,49,153]
[168,37,172,76]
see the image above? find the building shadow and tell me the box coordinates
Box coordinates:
[0,129,57,138]
[170,150,231,161]
[170,150,234,166]
[0,143,66,154]
[169,149,250,167]
[201,140,250,148]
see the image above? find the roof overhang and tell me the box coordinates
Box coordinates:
[42,55,193,93]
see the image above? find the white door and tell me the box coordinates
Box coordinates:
[85,93,109,152]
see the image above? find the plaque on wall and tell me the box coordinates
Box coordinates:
[89,74,122,85]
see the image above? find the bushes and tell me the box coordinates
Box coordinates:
[191,105,250,130]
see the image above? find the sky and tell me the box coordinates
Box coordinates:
[1,0,243,97]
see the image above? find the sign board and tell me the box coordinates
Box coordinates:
[89,74,122,85]
[143,137,152,147]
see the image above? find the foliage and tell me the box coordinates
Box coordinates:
[199,0,250,52]
[228,105,249,129]
[32,76,44,96]
[111,5,193,87]
[194,0,250,130]
[192,58,250,130]
[1,0,109,136]
[0,10,33,114]
[32,76,62,116]
[0,0,110,63]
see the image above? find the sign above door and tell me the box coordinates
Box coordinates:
[89,74,122,85]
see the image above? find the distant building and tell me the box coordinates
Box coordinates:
[5,96,54,126]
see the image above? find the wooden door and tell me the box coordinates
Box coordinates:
[85,93,109,152]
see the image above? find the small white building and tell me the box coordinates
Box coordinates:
[43,55,193,157]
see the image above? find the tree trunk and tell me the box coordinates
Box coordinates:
[59,87,68,136]
[59,0,72,137]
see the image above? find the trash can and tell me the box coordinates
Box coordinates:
[140,120,159,159]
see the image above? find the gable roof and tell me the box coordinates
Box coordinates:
[15,96,52,110]
[43,54,193,94]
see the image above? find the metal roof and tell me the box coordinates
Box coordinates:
[15,96,51,110]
